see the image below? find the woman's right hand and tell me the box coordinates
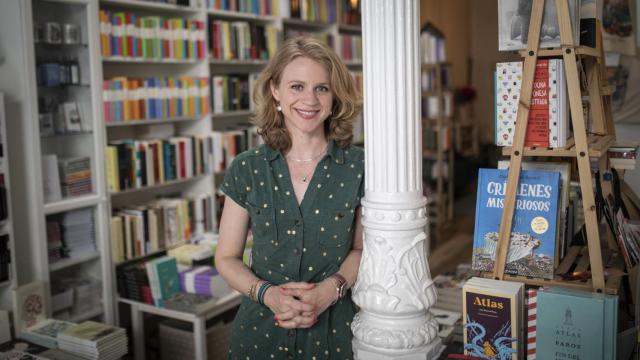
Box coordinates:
[263,282,317,329]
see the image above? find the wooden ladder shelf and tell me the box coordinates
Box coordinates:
[490,0,621,294]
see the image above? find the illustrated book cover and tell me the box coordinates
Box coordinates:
[472,168,561,279]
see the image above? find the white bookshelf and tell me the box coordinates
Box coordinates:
[0,0,114,323]
[0,94,18,310]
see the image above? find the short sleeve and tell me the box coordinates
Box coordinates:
[220,158,248,210]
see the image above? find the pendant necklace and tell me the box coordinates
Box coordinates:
[287,145,327,183]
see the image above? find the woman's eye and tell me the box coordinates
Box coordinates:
[291,84,303,91]
[316,86,329,92]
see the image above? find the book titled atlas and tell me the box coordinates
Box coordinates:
[463,277,525,360]
[472,168,560,279]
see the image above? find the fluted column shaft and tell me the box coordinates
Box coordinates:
[351,1,442,359]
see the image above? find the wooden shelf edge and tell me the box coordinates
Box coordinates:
[517,45,600,58]
[501,135,615,157]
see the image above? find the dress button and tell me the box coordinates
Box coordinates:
[293,248,299,255]
[288,330,295,337]
[295,219,301,227]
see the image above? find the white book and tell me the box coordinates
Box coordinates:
[41,154,62,203]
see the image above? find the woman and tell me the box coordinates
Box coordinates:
[215,36,364,360]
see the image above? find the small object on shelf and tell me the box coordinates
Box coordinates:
[12,281,48,335]
[19,318,76,349]
[44,22,62,44]
[41,154,62,203]
[62,24,80,45]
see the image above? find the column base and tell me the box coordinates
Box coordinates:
[352,337,444,360]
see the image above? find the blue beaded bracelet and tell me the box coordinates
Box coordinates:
[257,281,273,306]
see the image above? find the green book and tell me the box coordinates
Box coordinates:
[537,287,617,360]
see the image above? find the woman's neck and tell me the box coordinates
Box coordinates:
[286,135,328,161]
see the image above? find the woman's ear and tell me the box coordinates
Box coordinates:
[270,80,279,102]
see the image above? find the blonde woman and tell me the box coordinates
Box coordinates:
[215,37,364,359]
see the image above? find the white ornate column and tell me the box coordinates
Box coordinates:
[351,1,442,359]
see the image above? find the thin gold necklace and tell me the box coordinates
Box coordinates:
[286,145,327,163]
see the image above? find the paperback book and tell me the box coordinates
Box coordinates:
[472,168,561,279]
[19,319,76,349]
[463,277,525,360]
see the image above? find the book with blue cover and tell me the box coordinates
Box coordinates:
[536,287,617,360]
[472,168,561,279]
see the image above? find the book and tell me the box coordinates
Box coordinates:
[498,161,571,265]
[12,282,48,335]
[146,256,180,306]
[495,60,569,148]
[463,277,525,360]
[41,154,62,203]
[498,0,580,51]
[536,287,617,360]
[19,319,76,349]
[472,168,561,279]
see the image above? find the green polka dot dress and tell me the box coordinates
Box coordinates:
[221,140,364,360]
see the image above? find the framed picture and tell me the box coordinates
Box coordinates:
[12,281,48,335]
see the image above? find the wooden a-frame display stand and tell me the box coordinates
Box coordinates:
[491,0,621,294]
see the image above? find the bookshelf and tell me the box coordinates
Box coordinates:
[0,93,17,311]
[490,0,621,295]
[0,0,114,323]
[421,62,455,249]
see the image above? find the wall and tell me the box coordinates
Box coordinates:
[420,0,471,88]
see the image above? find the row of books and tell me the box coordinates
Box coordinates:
[337,0,360,26]
[102,76,210,123]
[106,135,218,193]
[421,67,450,93]
[495,60,570,148]
[47,208,96,264]
[211,74,256,113]
[0,234,9,283]
[207,0,279,16]
[0,174,8,222]
[209,20,278,61]
[336,34,361,62]
[41,154,93,203]
[420,23,446,64]
[99,10,207,60]
[285,29,334,49]
[463,278,617,360]
[110,194,217,263]
[423,127,452,152]
[290,0,337,23]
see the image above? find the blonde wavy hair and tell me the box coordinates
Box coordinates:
[251,36,362,151]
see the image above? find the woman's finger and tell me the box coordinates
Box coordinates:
[280,282,316,290]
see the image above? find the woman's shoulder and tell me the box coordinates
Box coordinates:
[343,143,364,163]
[231,144,273,164]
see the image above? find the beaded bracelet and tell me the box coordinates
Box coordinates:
[256,281,273,306]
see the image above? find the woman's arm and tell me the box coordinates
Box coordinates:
[215,197,316,323]
[277,207,364,327]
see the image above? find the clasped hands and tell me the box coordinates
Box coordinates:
[262,280,337,329]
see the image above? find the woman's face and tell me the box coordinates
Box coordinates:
[271,56,334,138]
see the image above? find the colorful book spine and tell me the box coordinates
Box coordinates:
[99,10,206,61]
[526,289,537,360]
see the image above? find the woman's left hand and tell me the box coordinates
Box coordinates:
[277,279,338,328]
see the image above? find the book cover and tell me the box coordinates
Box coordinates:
[472,168,560,279]
[152,256,180,304]
[19,319,76,349]
[536,288,616,360]
[463,280,522,360]
[498,0,580,51]
[495,60,567,148]
[58,321,124,346]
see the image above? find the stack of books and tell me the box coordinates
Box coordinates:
[179,266,231,298]
[209,21,278,61]
[167,244,214,266]
[59,157,92,197]
[463,277,525,359]
[609,145,638,170]
[116,261,152,304]
[58,321,128,360]
[59,208,96,259]
[19,319,76,348]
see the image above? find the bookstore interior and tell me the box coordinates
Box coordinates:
[0,0,640,359]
